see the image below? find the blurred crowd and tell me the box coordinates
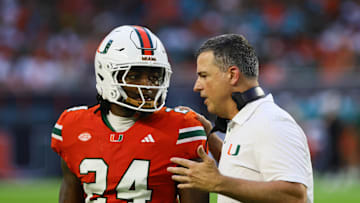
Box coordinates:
[1,0,360,93]
[0,0,359,178]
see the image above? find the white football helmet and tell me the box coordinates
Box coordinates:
[95,25,172,112]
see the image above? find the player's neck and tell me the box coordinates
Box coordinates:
[107,110,136,132]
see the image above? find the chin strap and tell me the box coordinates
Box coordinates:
[210,86,266,133]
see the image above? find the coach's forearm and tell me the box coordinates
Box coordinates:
[214,175,307,203]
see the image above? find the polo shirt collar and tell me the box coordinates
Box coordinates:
[231,94,274,126]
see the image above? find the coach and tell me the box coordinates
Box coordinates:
[167,34,314,203]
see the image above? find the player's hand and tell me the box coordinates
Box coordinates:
[176,106,213,135]
[167,145,221,192]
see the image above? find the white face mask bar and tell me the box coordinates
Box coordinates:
[109,65,172,112]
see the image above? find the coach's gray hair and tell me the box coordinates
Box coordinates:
[196,34,259,79]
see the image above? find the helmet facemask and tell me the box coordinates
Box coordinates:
[105,64,171,112]
[94,25,172,113]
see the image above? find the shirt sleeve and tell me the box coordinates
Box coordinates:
[254,118,313,188]
[51,110,68,159]
[175,110,207,160]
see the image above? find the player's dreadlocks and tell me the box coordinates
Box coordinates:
[94,94,111,115]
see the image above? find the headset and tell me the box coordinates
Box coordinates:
[210,86,265,133]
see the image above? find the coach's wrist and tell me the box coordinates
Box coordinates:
[211,173,227,193]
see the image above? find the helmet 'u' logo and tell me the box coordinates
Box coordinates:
[97,39,113,54]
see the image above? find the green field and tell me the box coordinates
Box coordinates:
[0,179,60,202]
[0,177,359,202]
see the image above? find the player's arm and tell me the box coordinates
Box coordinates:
[178,159,209,203]
[176,106,223,162]
[207,133,222,162]
[178,188,209,203]
[192,109,223,162]
[59,158,84,203]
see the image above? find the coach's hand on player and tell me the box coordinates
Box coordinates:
[176,106,213,134]
[167,145,221,192]
[176,106,222,162]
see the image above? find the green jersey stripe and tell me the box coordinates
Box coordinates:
[176,135,206,145]
[52,128,62,136]
[178,130,206,140]
[179,126,204,134]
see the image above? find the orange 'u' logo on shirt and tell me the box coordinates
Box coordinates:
[110,134,123,142]
[227,144,240,156]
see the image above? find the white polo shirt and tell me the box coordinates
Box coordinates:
[217,94,313,203]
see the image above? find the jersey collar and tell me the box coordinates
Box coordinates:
[101,112,116,132]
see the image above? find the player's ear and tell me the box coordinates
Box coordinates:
[228,66,241,85]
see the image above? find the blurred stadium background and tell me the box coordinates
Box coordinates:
[0,0,359,202]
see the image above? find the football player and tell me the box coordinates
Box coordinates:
[51,25,209,203]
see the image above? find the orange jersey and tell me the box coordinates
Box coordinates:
[51,105,207,203]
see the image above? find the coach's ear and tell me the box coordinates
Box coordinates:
[228,66,241,85]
